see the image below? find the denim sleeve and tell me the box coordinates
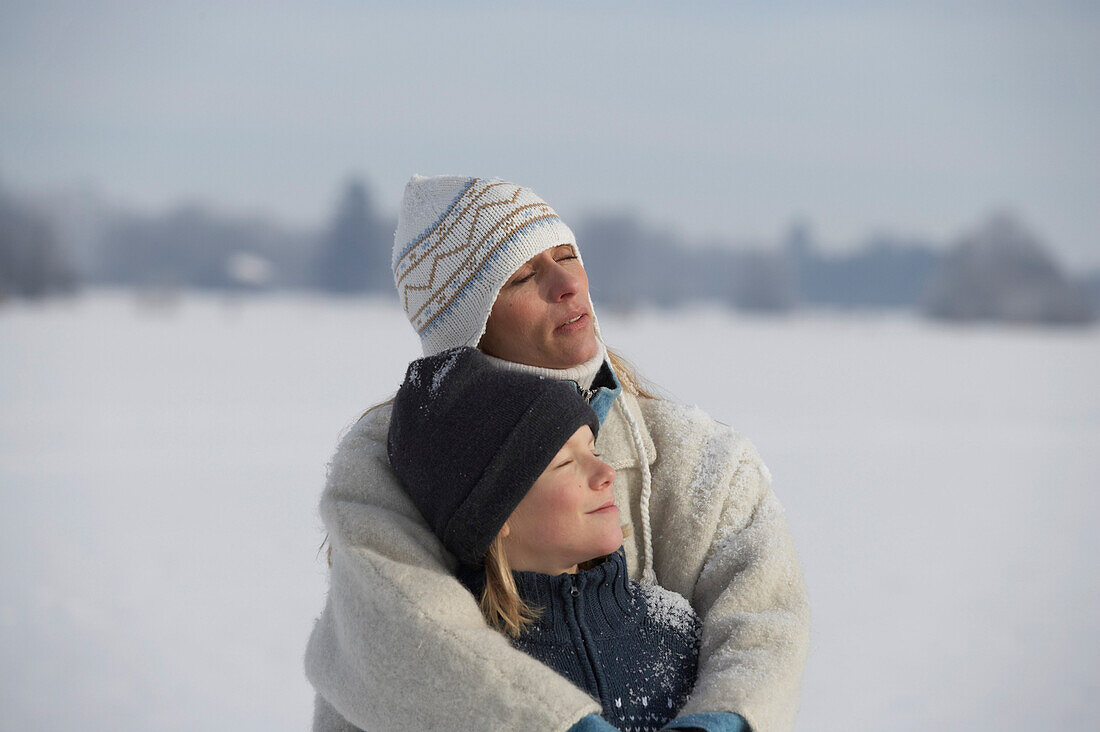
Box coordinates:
[661,711,751,732]
[568,712,623,731]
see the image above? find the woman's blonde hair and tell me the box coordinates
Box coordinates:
[605,346,660,400]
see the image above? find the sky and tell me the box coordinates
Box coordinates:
[1,0,1098,269]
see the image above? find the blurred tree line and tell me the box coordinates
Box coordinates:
[1,175,1096,325]
[0,188,76,298]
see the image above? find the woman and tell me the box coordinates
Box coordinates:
[305,176,810,732]
[387,346,702,731]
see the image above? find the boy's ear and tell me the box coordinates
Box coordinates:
[499,521,511,539]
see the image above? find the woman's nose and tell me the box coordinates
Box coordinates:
[545,261,581,302]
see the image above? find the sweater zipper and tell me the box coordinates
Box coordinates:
[565,575,608,708]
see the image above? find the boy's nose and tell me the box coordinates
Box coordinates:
[592,460,615,489]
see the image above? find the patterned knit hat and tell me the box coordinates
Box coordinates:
[392,175,603,356]
[387,347,600,566]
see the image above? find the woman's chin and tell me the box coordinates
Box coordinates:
[551,332,599,368]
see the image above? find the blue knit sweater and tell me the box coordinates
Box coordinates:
[460,548,701,731]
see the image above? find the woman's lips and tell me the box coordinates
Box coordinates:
[587,501,618,514]
[557,312,589,334]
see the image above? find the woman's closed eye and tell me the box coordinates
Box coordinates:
[509,271,535,286]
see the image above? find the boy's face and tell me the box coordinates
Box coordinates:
[500,425,622,575]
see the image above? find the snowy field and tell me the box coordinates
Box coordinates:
[1,290,1098,732]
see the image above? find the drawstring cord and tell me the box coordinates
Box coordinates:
[616,398,657,586]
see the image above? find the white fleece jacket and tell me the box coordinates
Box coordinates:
[305,391,810,732]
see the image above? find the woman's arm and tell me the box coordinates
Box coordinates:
[312,692,360,731]
[640,399,811,732]
[304,405,601,731]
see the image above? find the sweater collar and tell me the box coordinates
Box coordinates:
[481,339,607,389]
[459,548,640,642]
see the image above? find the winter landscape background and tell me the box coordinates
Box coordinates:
[2,293,1098,731]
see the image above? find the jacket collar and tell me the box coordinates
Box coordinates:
[567,359,621,424]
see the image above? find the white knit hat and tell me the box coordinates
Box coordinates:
[392,175,603,356]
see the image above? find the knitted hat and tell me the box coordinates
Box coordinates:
[392,175,604,356]
[387,346,600,566]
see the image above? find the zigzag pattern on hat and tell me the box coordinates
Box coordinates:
[392,176,577,354]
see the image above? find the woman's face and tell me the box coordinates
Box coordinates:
[478,244,599,369]
[500,425,621,576]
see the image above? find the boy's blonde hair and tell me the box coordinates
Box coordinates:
[479,534,541,637]
[479,524,633,637]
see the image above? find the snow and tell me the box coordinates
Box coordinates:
[638,582,699,638]
[429,348,462,396]
[405,358,420,387]
[1,292,1098,731]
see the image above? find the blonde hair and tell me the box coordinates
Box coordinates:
[480,534,542,637]
[606,346,660,400]
[480,525,633,637]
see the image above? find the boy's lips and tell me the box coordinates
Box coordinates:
[587,499,618,514]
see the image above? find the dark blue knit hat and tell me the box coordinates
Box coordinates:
[387,347,600,566]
